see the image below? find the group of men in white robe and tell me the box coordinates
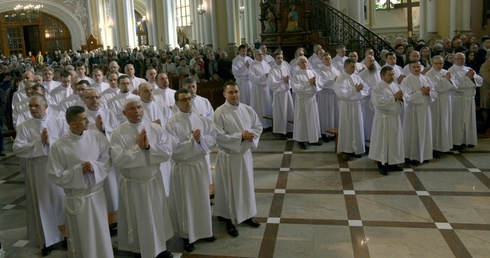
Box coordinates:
[12,67,264,257]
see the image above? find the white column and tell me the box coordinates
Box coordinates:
[426,0,437,34]
[419,0,426,40]
[110,0,118,49]
[86,0,94,36]
[209,0,218,49]
[450,0,457,38]
[146,0,157,47]
[461,0,471,33]
[162,0,178,48]
[116,0,136,48]
[227,0,237,45]
[348,0,363,23]
[203,0,213,47]
[239,0,246,44]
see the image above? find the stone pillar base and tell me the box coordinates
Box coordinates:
[425,32,441,41]
[226,44,238,60]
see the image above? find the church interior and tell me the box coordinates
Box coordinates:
[1,0,490,257]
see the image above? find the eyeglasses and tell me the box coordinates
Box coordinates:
[85,96,100,100]
[178,97,193,102]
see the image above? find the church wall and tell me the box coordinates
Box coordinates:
[216,0,229,50]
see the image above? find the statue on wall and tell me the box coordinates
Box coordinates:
[285,4,300,32]
[263,8,277,33]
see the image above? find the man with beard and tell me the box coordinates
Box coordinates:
[359,55,381,146]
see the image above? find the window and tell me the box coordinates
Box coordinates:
[135,12,148,46]
[176,0,190,27]
[376,0,403,10]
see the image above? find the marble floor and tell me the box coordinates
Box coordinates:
[1,132,490,258]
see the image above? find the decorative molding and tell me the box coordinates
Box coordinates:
[62,0,88,35]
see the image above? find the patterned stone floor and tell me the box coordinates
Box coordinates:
[1,132,490,257]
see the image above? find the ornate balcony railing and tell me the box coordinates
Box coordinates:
[310,0,394,60]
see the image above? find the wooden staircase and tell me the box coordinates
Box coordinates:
[259,0,393,60]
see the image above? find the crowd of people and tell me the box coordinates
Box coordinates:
[0,32,489,256]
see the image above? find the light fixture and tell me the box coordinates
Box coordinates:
[239,6,245,14]
[14,1,43,22]
[197,4,206,15]
[142,16,148,23]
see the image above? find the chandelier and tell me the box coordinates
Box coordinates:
[14,2,43,22]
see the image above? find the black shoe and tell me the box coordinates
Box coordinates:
[275,133,288,140]
[378,167,388,175]
[452,145,463,151]
[467,144,475,148]
[156,250,173,258]
[406,159,420,165]
[354,154,363,158]
[0,152,6,157]
[309,142,322,146]
[61,238,67,248]
[226,221,239,237]
[389,165,404,171]
[244,217,261,228]
[202,235,217,242]
[433,151,440,159]
[42,245,53,256]
[321,134,330,143]
[298,142,307,150]
[133,253,142,258]
[218,216,230,222]
[342,153,350,161]
[182,238,195,252]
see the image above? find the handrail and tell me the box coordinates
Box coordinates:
[310,0,394,60]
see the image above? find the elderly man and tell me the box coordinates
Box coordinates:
[401,61,437,165]
[13,94,67,256]
[153,72,176,110]
[110,98,174,258]
[402,50,428,75]
[47,106,113,258]
[308,44,323,69]
[232,44,254,105]
[267,51,294,139]
[426,56,456,157]
[315,53,341,141]
[213,81,263,237]
[335,58,368,160]
[448,52,483,149]
[291,56,322,149]
[165,89,219,253]
[249,50,272,129]
[368,67,405,175]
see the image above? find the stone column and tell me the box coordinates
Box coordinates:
[226,0,239,57]
[348,0,363,23]
[146,0,157,47]
[209,0,219,49]
[114,0,136,48]
[461,0,471,34]
[449,0,457,38]
[425,0,438,39]
[419,0,426,40]
[163,0,178,49]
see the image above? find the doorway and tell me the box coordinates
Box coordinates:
[23,25,41,56]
